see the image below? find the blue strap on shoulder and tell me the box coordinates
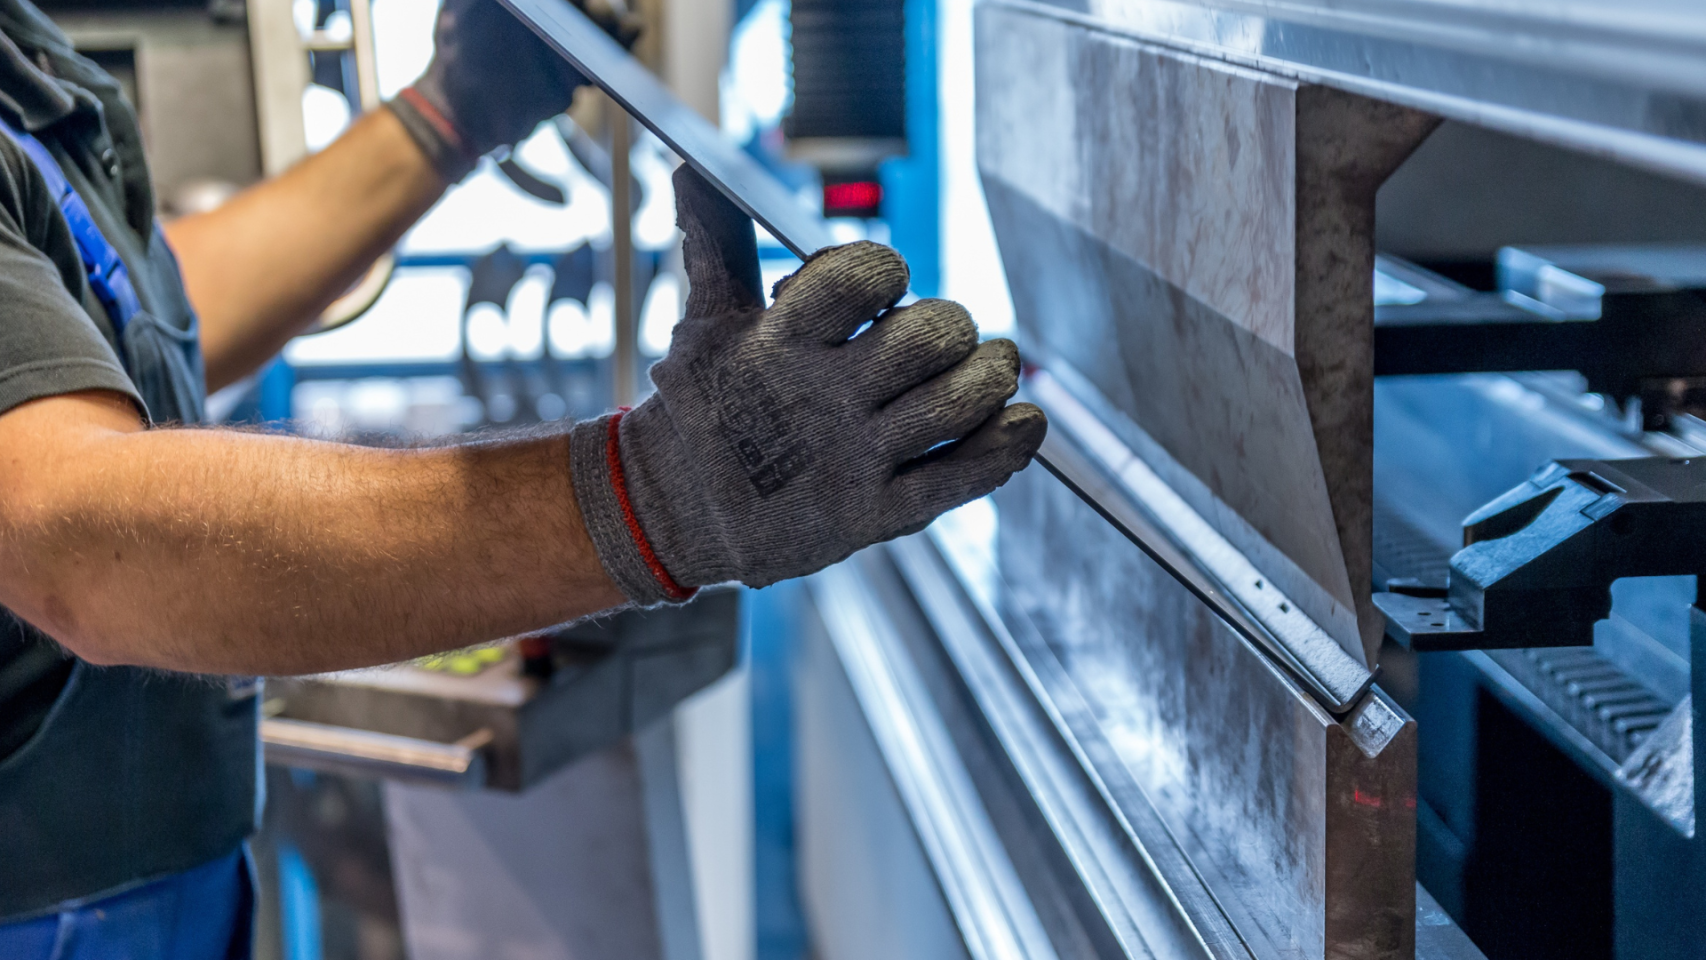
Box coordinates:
[0,113,142,341]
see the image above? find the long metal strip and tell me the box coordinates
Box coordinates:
[500,0,1367,713]
[261,717,487,788]
[495,0,834,258]
[1027,373,1374,713]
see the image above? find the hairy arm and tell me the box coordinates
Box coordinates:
[0,391,625,675]
[164,108,446,392]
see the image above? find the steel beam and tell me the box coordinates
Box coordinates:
[966,0,1706,189]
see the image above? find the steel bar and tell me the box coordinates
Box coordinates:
[611,103,637,406]
[496,0,834,258]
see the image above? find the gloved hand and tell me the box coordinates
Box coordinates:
[386,0,640,183]
[570,167,1048,604]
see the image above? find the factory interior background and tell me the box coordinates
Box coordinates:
[22,0,1706,957]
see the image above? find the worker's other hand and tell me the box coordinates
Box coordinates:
[386,0,640,183]
[569,167,1048,604]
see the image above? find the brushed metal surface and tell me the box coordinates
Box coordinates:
[1030,370,1372,713]
[801,528,1468,959]
[978,4,1437,665]
[889,532,1245,960]
[985,465,1417,959]
[990,0,1706,188]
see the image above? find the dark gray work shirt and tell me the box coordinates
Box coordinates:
[0,0,201,761]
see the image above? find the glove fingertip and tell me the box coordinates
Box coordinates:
[769,241,912,343]
[956,402,1048,466]
[882,402,1048,536]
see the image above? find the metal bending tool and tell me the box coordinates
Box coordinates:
[496,0,1372,713]
[1375,456,1706,650]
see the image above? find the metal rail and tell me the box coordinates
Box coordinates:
[886,535,1244,960]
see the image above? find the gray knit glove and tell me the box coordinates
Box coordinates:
[569,167,1047,604]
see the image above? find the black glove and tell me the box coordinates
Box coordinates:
[568,167,1048,604]
[387,0,639,183]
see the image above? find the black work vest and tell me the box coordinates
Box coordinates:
[0,0,258,921]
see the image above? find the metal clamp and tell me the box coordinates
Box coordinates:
[1375,456,1706,650]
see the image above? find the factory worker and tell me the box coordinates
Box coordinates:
[0,0,1046,951]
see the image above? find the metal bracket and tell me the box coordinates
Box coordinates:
[1375,456,1706,650]
[1375,249,1706,429]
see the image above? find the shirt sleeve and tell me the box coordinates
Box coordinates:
[0,133,142,419]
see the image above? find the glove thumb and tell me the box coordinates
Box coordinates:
[674,164,764,317]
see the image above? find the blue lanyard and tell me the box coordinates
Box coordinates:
[0,113,142,343]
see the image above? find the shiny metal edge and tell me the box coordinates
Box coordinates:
[1028,371,1374,714]
[260,717,486,789]
[1415,884,1488,960]
[985,0,1706,187]
[494,0,835,258]
[889,533,1246,960]
[809,563,1063,960]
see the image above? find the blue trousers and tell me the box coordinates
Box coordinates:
[0,848,252,959]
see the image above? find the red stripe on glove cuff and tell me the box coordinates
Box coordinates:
[398,87,468,154]
[606,410,697,602]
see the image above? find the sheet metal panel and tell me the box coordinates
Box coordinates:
[986,463,1416,959]
[805,528,1465,959]
[1031,371,1372,713]
[977,4,1436,665]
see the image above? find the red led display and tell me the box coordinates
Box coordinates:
[823,180,883,216]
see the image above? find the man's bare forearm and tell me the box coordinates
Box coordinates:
[0,393,625,675]
[165,108,447,392]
